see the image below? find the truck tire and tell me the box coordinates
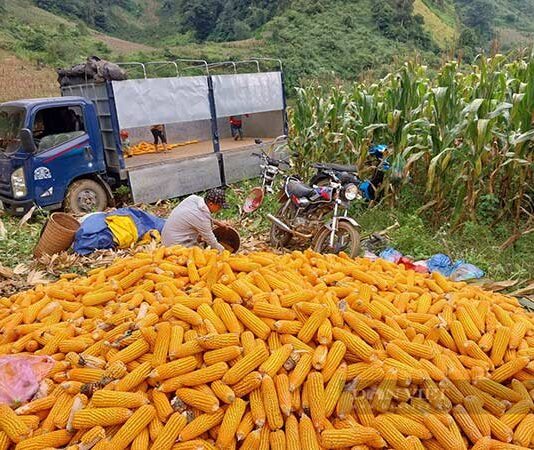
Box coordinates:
[65,179,108,214]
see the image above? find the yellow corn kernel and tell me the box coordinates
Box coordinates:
[222,345,269,385]
[91,391,148,408]
[232,371,263,398]
[513,414,534,447]
[0,404,31,443]
[215,398,247,449]
[150,411,187,450]
[176,388,219,413]
[149,356,198,382]
[422,413,464,450]
[72,407,133,429]
[262,374,284,431]
[332,327,376,362]
[198,333,240,350]
[13,430,72,450]
[336,390,353,419]
[115,361,153,391]
[108,404,156,450]
[288,352,313,392]
[210,380,235,404]
[236,411,254,441]
[232,304,271,339]
[322,341,346,383]
[259,343,293,378]
[491,326,512,366]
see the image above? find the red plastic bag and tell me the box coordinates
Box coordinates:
[0,355,54,406]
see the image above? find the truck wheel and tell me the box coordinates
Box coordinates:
[65,179,108,214]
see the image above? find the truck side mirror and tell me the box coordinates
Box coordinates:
[19,128,37,153]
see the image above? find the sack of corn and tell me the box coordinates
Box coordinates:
[0,245,533,450]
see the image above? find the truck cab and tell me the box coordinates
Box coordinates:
[0,58,287,216]
[0,97,112,214]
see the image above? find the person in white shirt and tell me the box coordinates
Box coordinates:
[161,188,228,251]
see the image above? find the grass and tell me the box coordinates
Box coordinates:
[2,179,532,284]
[413,0,457,48]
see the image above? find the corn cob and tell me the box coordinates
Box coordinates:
[0,404,31,443]
[178,409,224,441]
[373,415,410,450]
[203,345,242,366]
[215,398,247,449]
[222,346,269,385]
[176,388,219,413]
[232,304,271,339]
[72,407,133,429]
[14,429,72,450]
[320,426,380,448]
[150,411,187,450]
[299,414,320,450]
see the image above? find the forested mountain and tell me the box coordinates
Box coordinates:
[32,0,534,45]
[0,0,532,88]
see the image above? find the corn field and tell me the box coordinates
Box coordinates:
[290,52,534,227]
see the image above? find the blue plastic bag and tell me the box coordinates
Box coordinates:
[450,263,485,281]
[379,247,403,264]
[426,253,454,276]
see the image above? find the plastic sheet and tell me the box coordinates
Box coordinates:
[212,72,284,117]
[112,76,212,129]
[0,355,54,406]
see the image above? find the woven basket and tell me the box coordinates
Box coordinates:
[33,213,80,258]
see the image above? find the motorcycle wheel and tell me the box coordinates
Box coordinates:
[313,221,361,258]
[269,199,295,249]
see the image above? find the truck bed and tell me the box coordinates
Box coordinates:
[125,137,279,204]
[124,137,272,170]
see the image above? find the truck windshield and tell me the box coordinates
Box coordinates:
[0,107,25,154]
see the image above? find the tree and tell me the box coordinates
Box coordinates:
[182,0,223,41]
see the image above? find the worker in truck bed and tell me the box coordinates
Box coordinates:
[229,115,249,141]
[161,188,228,251]
[150,124,168,152]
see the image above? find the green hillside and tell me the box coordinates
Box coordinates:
[0,0,532,93]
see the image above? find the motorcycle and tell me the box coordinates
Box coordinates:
[309,144,390,201]
[243,136,290,213]
[267,169,361,257]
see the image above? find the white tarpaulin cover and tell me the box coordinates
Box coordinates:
[112,76,211,129]
[212,72,284,117]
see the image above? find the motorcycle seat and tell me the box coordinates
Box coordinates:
[286,180,316,198]
[313,162,357,172]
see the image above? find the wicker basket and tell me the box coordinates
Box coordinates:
[33,213,80,258]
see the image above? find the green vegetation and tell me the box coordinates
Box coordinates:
[0,0,111,66]
[290,53,533,229]
[0,0,527,91]
[2,179,532,282]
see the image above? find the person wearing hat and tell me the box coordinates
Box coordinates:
[161,188,228,251]
[120,130,132,157]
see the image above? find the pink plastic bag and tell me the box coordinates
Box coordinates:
[0,355,54,406]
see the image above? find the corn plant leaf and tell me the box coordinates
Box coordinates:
[510,129,534,145]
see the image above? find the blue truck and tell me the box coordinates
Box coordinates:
[0,59,287,215]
